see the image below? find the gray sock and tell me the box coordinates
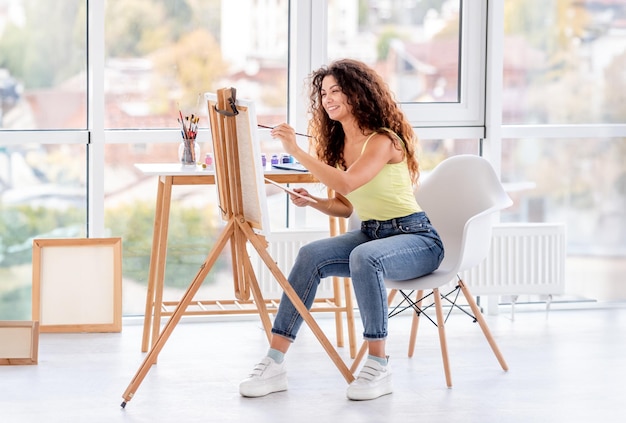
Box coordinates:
[267,348,285,364]
[367,354,388,366]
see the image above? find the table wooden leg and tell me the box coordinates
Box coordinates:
[343,276,357,358]
[327,212,344,349]
[141,177,166,352]
[327,211,357,358]
[150,176,174,353]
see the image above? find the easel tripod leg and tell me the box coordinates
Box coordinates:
[120,221,235,407]
[242,221,355,384]
[141,177,168,352]
[241,251,273,341]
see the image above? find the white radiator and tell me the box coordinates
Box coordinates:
[457,223,567,296]
[251,223,566,301]
[250,229,336,299]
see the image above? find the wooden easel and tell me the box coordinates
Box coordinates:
[120,88,354,407]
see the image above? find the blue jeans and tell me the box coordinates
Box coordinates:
[271,212,444,341]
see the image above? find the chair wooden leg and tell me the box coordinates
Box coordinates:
[407,289,424,358]
[458,279,509,372]
[433,288,452,388]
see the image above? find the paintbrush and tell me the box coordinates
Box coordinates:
[258,124,313,138]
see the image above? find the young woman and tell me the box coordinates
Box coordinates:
[240,58,444,401]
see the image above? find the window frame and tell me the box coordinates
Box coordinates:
[292,0,487,136]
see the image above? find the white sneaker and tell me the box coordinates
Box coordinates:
[346,358,393,401]
[239,356,288,397]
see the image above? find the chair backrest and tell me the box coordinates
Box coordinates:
[416,155,513,274]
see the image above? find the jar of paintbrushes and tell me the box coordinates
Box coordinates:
[178,111,200,167]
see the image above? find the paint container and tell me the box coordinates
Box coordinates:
[204,153,214,171]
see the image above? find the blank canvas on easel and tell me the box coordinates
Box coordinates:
[205,91,270,235]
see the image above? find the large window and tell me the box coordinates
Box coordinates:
[102,0,290,311]
[328,0,461,104]
[0,0,87,131]
[500,0,626,301]
[315,0,485,128]
[1,1,624,319]
[104,0,288,130]
[501,137,626,255]
[501,0,626,238]
[502,0,626,125]
[0,1,87,319]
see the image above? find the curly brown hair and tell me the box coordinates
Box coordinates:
[306,58,419,184]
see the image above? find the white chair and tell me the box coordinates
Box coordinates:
[350,154,513,387]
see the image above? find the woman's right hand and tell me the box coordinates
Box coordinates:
[270,123,300,156]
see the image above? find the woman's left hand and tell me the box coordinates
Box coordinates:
[270,123,299,156]
[290,187,313,207]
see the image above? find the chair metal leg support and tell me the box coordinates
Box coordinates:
[433,287,452,388]
[394,290,439,327]
[439,286,461,323]
[439,284,477,322]
[458,279,509,372]
[388,289,424,318]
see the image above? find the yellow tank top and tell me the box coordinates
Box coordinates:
[344,132,421,221]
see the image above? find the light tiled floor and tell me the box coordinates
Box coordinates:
[1,301,624,423]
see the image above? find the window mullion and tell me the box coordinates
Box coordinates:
[87,0,106,238]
